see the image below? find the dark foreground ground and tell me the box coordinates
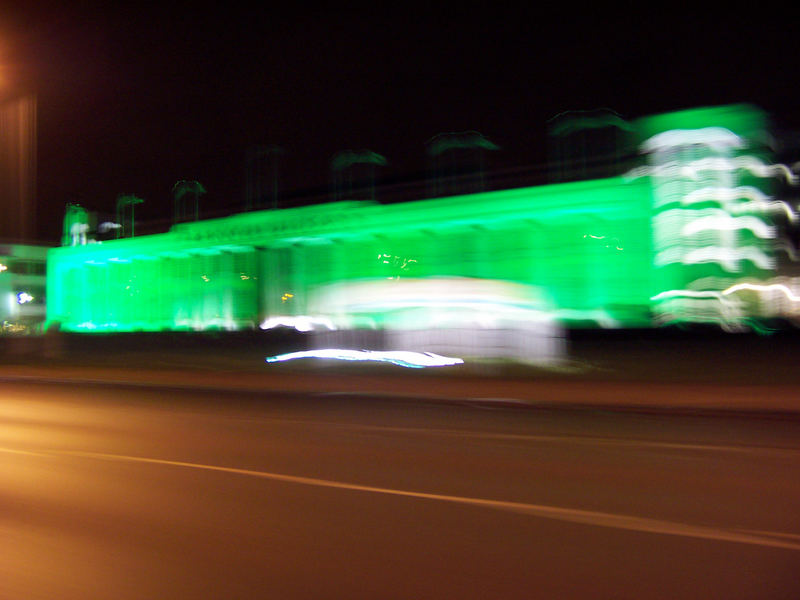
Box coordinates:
[2,381,799,600]
[6,326,800,382]
[0,327,798,412]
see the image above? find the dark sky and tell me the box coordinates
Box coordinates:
[2,5,796,242]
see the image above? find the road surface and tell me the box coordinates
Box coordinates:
[2,379,799,599]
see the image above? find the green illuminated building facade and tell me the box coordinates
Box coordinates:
[46,105,788,334]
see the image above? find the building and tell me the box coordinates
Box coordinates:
[44,105,800,346]
[0,243,48,334]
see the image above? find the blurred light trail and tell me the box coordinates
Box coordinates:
[680,157,799,185]
[681,214,775,238]
[649,289,746,330]
[642,127,745,152]
[265,348,464,368]
[679,185,770,206]
[259,315,337,332]
[625,157,799,185]
[654,245,774,270]
[722,282,800,302]
[682,246,775,271]
[651,290,732,302]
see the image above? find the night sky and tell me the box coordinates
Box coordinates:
[2,5,796,243]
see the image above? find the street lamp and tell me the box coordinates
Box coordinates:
[116,194,144,238]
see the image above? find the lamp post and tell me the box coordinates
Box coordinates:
[116,194,143,238]
[172,180,206,224]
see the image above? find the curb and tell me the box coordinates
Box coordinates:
[2,368,799,417]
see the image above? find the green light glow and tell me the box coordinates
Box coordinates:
[45,105,782,335]
[47,176,654,332]
[637,105,777,328]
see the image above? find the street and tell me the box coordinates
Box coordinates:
[2,379,799,599]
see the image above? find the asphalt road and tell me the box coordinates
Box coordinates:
[2,380,800,599]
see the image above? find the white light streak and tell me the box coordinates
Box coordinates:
[642,127,744,153]
[650,289,747,331]
[681,156,799,185]
[683,246,775,271]
[722,282,800,303]
[265,349,464,368]
[655,246,775,271]
[651,289,729,302]
[681,185,769,206]
[625,157,799,185]
[260,315,337,333]
[681,215,775,239]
